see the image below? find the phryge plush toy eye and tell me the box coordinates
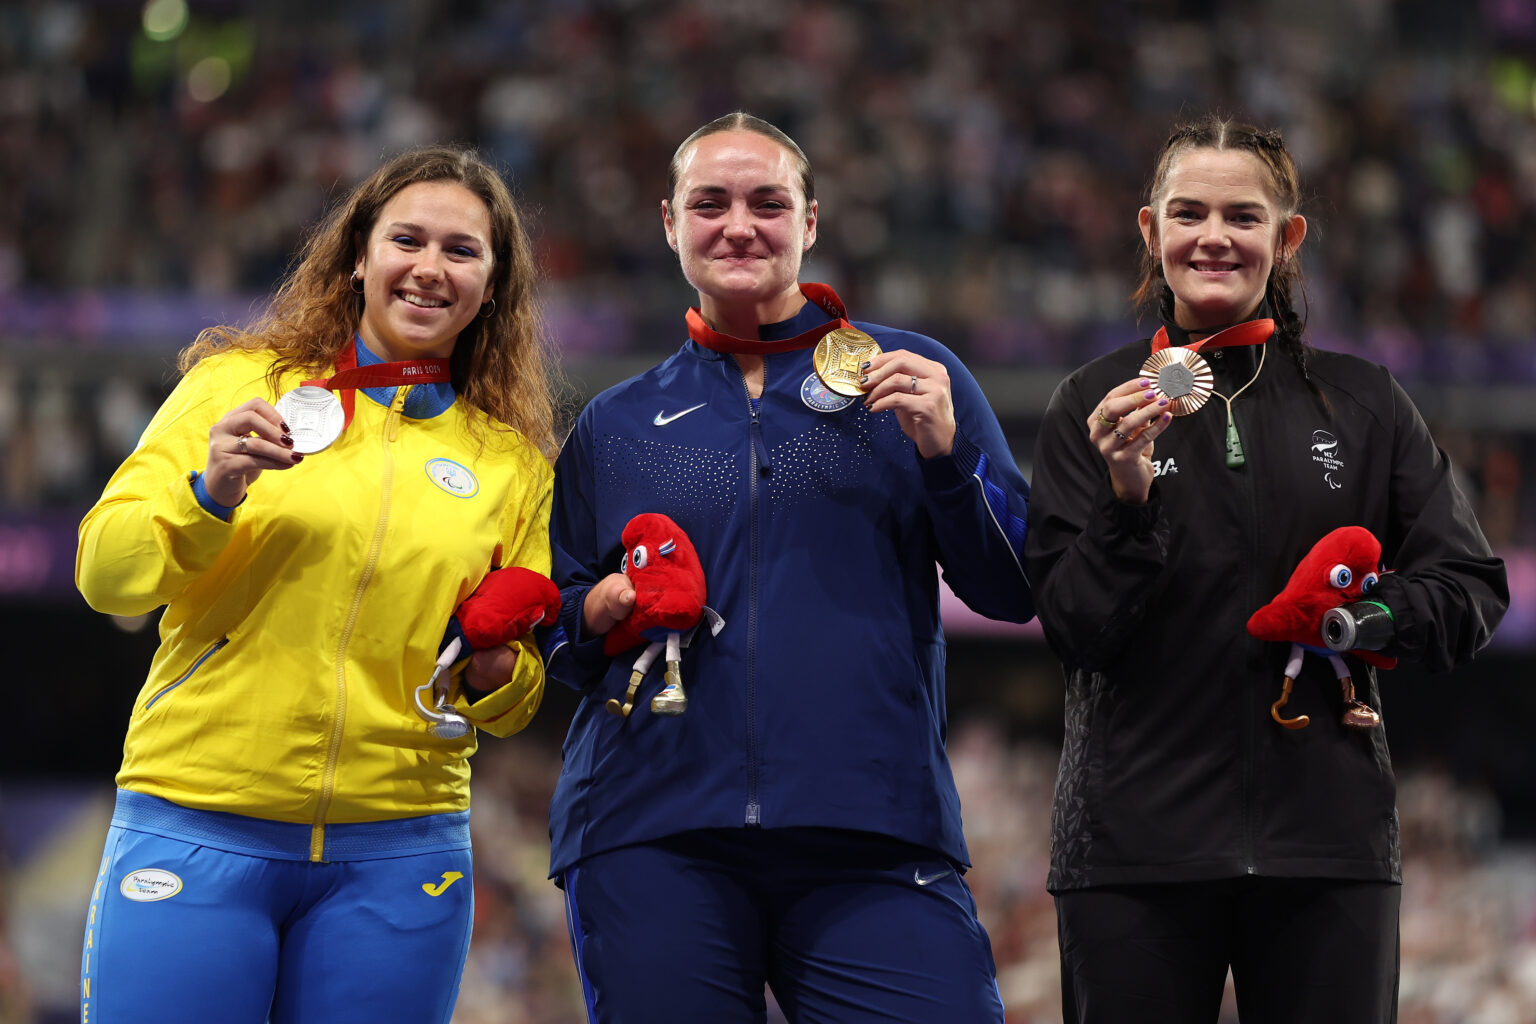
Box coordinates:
[1328,564,1352,589]
[628,545,650,571]
[1360,571,1379,593]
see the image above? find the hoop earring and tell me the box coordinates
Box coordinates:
[479,298,496,319]
[350,271,365,294]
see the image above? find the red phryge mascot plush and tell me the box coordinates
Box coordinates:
[603,513,721,719]
[1247,526,1397,730]
[416,566,563,738]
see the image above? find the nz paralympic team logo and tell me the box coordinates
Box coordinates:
[426,458,479,498]
[800,373,856,413]
[1310,430,1344,491]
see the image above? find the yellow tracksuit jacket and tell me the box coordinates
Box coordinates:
[77,348,551,858]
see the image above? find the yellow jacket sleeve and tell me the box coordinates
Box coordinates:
[451,445,554,738]
[76,356,267,616]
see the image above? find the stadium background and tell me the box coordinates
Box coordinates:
[2,0,1534,1020]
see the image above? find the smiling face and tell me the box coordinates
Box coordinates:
[354,180,494,361]
[662,130,817,328]
[1139,148,1306,332]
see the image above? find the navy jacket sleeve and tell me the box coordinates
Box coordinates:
[543,412,614,691]
[1371,372,1507,671]
[1025,372,1170,670]
[920,352,1034,624]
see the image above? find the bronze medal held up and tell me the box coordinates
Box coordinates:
[1139,347,1214,416]
[813,327,882,397]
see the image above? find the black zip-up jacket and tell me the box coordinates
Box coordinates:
[1026,332,1508,891]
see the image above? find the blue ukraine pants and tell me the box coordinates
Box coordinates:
[81,791,474,1024]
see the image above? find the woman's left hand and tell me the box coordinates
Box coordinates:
[860,350,956,458]
[465,645,519,694]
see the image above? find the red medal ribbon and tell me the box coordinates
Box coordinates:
[686,282,852,354]
[301,344,452,430]
[1151,318,1274,354]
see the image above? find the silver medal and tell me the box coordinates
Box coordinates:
[274,386,345,453]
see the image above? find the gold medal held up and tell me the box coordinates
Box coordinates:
[813,327,882,397]
[1139,348,1214,416]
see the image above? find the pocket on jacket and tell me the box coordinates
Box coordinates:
[141,637,229,712]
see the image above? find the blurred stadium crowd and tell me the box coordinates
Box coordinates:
[3,0,1536,1021]
[2,0,1535,529]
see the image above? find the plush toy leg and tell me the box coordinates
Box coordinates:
[1324,654,1381,729]
[606,641,664,718]
[650,632,687,716]
[1271,645,1310,729]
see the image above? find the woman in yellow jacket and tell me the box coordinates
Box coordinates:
[74,145,558,1024]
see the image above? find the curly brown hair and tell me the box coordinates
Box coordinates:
[180,145,561,460]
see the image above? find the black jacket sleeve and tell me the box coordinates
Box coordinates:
[1025,373,1170,670]
[1372,373,1507,671]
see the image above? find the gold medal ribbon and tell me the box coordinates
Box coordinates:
[685,283,852,354]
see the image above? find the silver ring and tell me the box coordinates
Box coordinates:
[1113,429,1131,443]
[910,375,919,394]
[236,436,248,454]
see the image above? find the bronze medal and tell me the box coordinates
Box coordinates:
[813,328,883,397]
[1139,347,1214,416]
[274,386,345,453]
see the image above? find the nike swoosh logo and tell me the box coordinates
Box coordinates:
[914,867,952,887]
[654,403,707,426]
[422,871,464,897]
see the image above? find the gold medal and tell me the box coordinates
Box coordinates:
[274,386,345,453]
[813,327,883,397]
[1139,348,1214,416]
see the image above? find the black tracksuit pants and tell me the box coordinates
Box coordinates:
[1056,876,1400,1023]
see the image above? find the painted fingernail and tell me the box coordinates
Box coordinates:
[281,434,295,447]
[291,452,304,463]
[1145,390,1158,401]
[280,422,290,432]
[1158,397,1168,407]
[859,361,871,371]
[1161,412,1172,422]
[1138,379,1151,387]
[858,374,869,385]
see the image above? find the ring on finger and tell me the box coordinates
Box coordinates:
[1096,407,1118,427]
[910,375,919,394]
[236,436,248,454]
[1113,429,1131,443]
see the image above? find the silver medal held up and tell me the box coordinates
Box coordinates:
[274,386,345,454]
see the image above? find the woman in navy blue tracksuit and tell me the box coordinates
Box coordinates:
[544,112,1033,1023]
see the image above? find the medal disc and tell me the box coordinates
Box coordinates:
[813,327,883,397]
[1139,347,1214,416]
[274,386,345,453]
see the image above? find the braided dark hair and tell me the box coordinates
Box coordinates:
[1134,116,1313,383]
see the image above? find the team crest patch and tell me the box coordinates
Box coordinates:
[426,458,478,498]
[800,373,856,413]
[1310,429,1344,491]
[120,868,182,902]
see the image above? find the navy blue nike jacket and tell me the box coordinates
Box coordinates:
[544,302,1033,877]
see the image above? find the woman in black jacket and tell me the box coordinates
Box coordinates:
[1026,116,1508,1024]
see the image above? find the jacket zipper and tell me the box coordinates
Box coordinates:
[741,362,765,826]
[1234,387,1260,875]
[310,387,405,861]
[144,637,228,710]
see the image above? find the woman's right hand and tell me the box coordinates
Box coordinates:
[1087,378,1172,505]
[203,398,300,507]
[582,572,636,635]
